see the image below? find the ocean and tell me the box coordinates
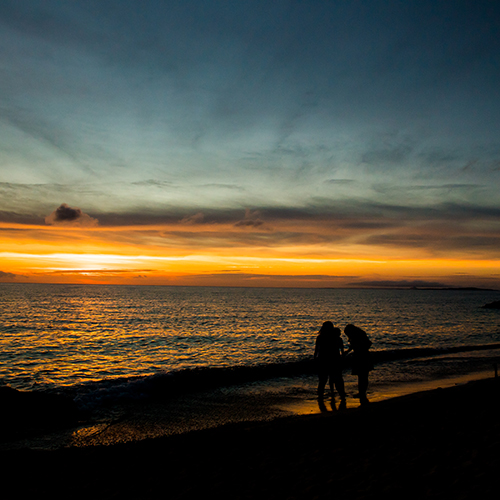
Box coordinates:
[1,283,500,448]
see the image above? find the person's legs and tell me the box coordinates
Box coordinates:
[358,371,369,401]
[328,368,335,395]
[317,370,328,398]
[332,369,346,400]
[335,376,347,400]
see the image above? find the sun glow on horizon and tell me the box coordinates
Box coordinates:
[1,247,499,288]
[0,220,499,288]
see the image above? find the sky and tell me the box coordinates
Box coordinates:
[1,0,500,288]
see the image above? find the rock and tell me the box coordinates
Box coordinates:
[482,300,500,309]
[0,386,79,437]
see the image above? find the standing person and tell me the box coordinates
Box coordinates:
[314,321,346,401]
[344,324,373,403]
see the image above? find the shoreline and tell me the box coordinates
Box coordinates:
[2,376,499,498]
[276,368,495,415]
[1,367,497,450]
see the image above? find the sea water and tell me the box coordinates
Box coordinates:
[1,284,500,389]
[1,283,500,447]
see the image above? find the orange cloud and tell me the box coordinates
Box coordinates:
[0,213,499,289]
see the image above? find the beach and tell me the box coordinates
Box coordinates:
[2,286,499,497]
[2,376,498,499]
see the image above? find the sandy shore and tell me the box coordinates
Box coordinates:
[2,376,499,499]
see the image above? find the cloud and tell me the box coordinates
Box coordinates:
[132,180,174,188]
[324,179,356,186]
[45,203,98,227]
[234,209,264,228]
[201,183,244,191]
[361,143,414,166]
[25,198,498,260]
[43,269,152,275]
[0,270,18,280]
[181,212,205,225]
[177,272,353,287]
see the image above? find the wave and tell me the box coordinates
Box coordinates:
[64,342,500,408]
[3,343,500,416]
[370,342,500,364]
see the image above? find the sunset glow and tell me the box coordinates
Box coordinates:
[1,1,499,289]
[2,218,499,287]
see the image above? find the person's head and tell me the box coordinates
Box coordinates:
[319,321,334,335]
[344,324,368,344]
[344,324,356,337]
[344,324,357,338]
[333,327,341,337]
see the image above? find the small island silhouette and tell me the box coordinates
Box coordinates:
[482,300,500,309]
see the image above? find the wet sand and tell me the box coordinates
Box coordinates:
[2,376,499,499]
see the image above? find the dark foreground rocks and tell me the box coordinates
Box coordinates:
[0,386,80,440]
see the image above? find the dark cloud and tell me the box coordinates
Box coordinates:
[51,199,500,246]
[179,272,352,286]
[234,220,264,228]
[337,220,398,231]
[199,273,343,281]
[131,180,174,188]
[180,212,205,225]
[234,209,265,228]
[438,236,500,251]
[162,229,337,250]
[45,203,98,227]
[11,195,497,232]
[0,270,18,280]
[0,210,42,225]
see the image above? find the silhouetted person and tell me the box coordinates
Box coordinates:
[314,321,346,401]
[344,324,373,404]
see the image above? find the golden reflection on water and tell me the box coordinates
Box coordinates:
[1,284,500,390]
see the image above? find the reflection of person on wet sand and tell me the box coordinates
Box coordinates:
[314,321,346,401]
[344,324,373,404]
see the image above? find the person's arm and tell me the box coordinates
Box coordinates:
[339,338,345,356]
[314,337,320,359]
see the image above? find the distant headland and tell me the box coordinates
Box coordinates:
[482,300,500,309]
